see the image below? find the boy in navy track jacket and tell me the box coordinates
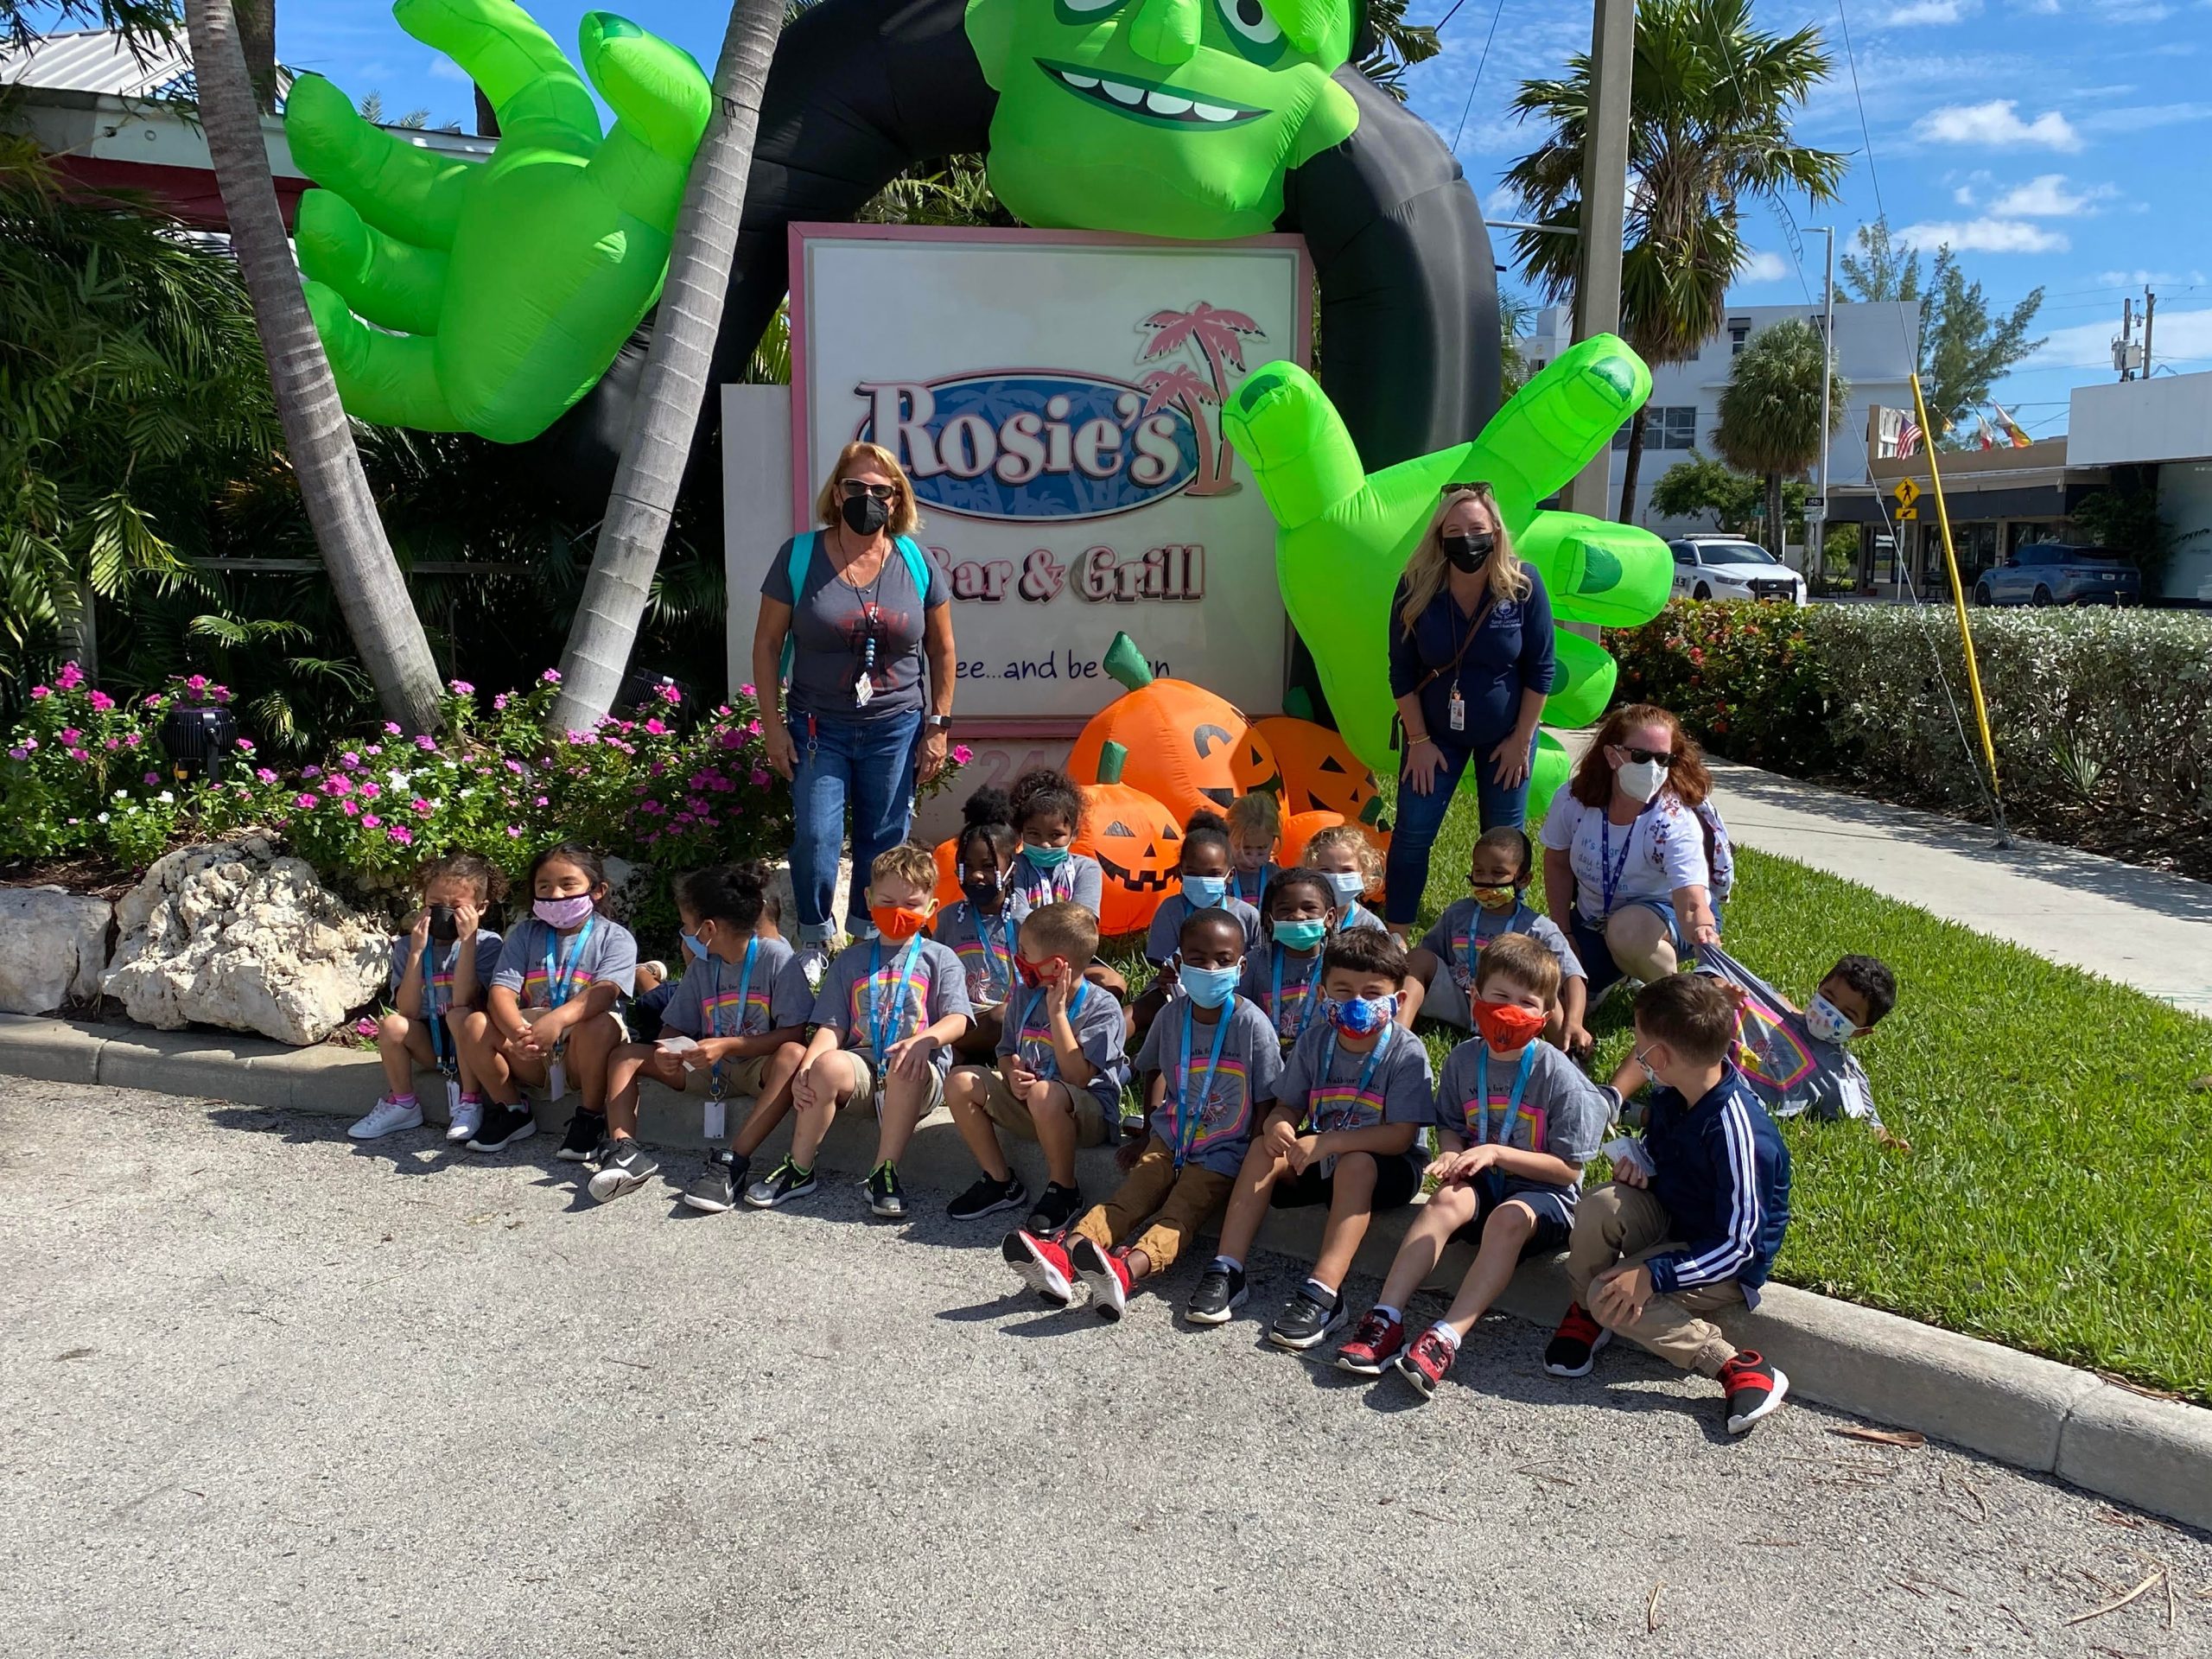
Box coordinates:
[1545,974,1795,1436]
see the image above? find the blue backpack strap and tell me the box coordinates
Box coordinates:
[893,534,931,599]
[776,531,820,684]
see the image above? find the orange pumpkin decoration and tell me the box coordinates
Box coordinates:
[1071,740,1182,936]
[1069,632,1264,829]
[1249,715,1388,829]
[928,836,964,909]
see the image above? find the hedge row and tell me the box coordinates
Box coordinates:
[1605,602,2212,878]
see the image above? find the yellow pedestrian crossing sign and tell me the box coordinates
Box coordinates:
[1892,477,1921,519]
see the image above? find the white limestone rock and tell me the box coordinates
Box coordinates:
[0,887,113,1014]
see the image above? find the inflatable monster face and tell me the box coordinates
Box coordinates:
[964,0,1360,240]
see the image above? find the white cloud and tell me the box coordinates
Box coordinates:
[2031,308,2212,368]
[1484,185,1524,220]
[1883,0,1980,22]
[1739,251,1792,283]
[1896,217,2071,252]
[428,55,472,84]
[1913,99,2082,150]
[2094,268,2209,286]
[1953,183,1978,205]
[2076,101,2212,134]
[1986,174,2114,215]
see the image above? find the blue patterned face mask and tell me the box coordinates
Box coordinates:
[1804,994,1857,1046]
[1328,992,1398,1037]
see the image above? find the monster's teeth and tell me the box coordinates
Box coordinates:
[1144,91,1194,117]
[1190,100,1239,123]
[1061,71,1099,89]
[1101,79,1144,105]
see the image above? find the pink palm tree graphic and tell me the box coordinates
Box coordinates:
[1140,302,1264,493]
[1138,364,1230,498]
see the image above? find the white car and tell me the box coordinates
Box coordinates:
[1668,537,1808,605]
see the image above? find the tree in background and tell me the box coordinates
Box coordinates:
[1840,215,2045,441]
[1649,453,1808,540]
[181,0,442,731]
[0,0,172,53]
[1359,0,1441,102]
[1712,318,1848,569]
[1497,289,1533,398]
[1504,0,1843,523]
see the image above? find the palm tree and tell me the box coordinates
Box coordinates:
[181,0,442,731]
[1711,318,1848,566]
[1139,365,1221,499]
[1140,302,1262,491]
[552,0,784,732]
[1503,0,1845,521]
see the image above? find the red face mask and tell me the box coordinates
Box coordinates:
[1473,996,1549,1051]
[1013,951,1057,988]
[870,903,931,943]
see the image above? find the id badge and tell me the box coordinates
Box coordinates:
[1447,686,1466,734]
[445,1078,462,1121]
[703,1098,727,1143]
[853,671,874,708]
[548,1058,567,1103]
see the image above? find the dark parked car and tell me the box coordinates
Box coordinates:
[1973,543,2142,607]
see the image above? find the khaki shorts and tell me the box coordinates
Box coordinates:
[838,1049,946,1114]
[671,1051,777,1099]
[976,1069,1109,1147]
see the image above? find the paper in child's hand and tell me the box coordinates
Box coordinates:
[1601,1135,1654,1179]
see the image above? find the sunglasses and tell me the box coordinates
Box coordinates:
[1440,480,1495,498]
[1618,745,1674,766]
[840,480,897,502]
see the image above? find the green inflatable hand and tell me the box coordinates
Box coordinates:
[1220,335,1675,798]
[284,0,710,442]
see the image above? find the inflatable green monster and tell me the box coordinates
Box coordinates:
[1221,336,1676,806]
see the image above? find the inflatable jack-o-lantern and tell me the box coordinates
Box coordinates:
[1069,633,1266,830]
[1246,715,1387,829]
[1072,740,1181,937]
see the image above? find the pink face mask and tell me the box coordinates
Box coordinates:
[533,895,594,929]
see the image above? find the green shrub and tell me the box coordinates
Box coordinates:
[1606,601,2212,875]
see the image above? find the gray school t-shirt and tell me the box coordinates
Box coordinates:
[761,533,949,723]
[1697,944,1882,1128]
[1270,1020,1434,1178]
[1239,944,1325,1046]
[659,936,814,1039]
[936,899,1020,1010]
[995,979,1130,1126]
[387,929,503,1011]
[1145,891,1265,965]
[810,935,974,1073]
[1001,849,1104,922]
[491,916,639,1007]
[1419,898,1586,996]
[1431,1037,1609,1185]
[1133,995,1283,1177]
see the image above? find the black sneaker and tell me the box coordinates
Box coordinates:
[465,1102,537,1152]
[555,1109,607,1162]
[1268,1285,1347,1351]
[742,1157,817,1209]
[866,1160,906,1219]
[1542,1302,1613,1379]
[947,1173,1027,1221]
[682,1151,747,1214]
[1185,1262,1247,1325]
[1026,1181,1084,1236]
[587,1139,660,1203]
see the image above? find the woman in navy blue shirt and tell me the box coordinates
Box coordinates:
[1383,482,1554,934]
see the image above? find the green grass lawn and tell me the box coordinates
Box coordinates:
[1110,784,2212,1401]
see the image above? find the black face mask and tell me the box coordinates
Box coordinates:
[961,867,1004,908]
[1442,532,1495,574]
[841,491,891,536]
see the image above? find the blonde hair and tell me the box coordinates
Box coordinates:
[870,842,938,893]
[1396,484,1530,635]
[1475,931,1561,1010]
[1226,792,1281,842]
[815,440,921,537]
[1305,823,1382,882]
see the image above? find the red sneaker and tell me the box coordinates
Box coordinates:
[1543,1302,1614,1378]
[1394,1325,1459,1399]
[1001,1229,1076,1306]
[1333,1309,1408,1376]
[1719,1349,1790,1433]
[1068,1234,1133,1320]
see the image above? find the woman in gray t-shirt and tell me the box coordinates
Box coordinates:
[753,442,957,980]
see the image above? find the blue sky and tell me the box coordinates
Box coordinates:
[277,1,2212,439]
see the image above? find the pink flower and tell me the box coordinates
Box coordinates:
[341,801,359,818]
[506,824,523,838]
[951,744,974,766]
[143,771,159,785]
[655,682,682,705]
[295,793,319,809]
[256,768,278,783]
[353,1016,379,1039]
[186,674,208,693]
[105,738,121,752]
[387,824,414,846]
[5,747,26,761]
[533,795,548,807]
[738,683,755,697]
[414,734,435,752]
[746,719,762,736]
[340,752,361,769]
[67,747,88,760]
[123,733,141,748]
[411,798,433,814]
[323,775,353,798]
[645,718,668,736]
[750,769,769,787]
[384,721,403,735]
[89,690,114,711]
[639,800,664,816]
[29,686,49,700]
[493,693,512,711]
[358,782,381,800]
[540,668,562,684]
[232,738,254,754]
[143,694,162,710]
[365,744,384,757]
[59,728,81,744]
[361,813,383,829]
[504,759,525,774]
[56,662,85,690]
[448,679,474,696]
[301,765,321,779]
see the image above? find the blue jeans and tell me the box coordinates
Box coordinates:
[789,707,924,945]
[1383,735,1533,927]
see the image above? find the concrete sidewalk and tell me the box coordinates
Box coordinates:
[1702,758,2212,1017]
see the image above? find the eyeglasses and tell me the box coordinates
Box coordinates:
[1619,745,1674,766]
[840,480,897,502]
[1440,480,1495,498]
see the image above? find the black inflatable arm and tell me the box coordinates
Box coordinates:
[539,0,1497,493]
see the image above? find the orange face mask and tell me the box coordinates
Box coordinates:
[870,903,931,942]
[1473,997,1548,1051]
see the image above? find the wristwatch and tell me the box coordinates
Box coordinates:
[924,714,954,732]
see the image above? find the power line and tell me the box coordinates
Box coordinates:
[1449,0,1510,156]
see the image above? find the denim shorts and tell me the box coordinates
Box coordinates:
[1269,1154,1421,1214]
[1450,1178,1574,1256]
[1572,898,1704,998]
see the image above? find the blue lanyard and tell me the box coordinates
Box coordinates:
[976,908,1016,1002]
[1232,864,1273,906]
[1468,902,1533,982]
[541,918,594,1010]
[1017,979,1088,1073]
[1173,1001,1233,1168]
[1475,1043,1539,1146]
[1314,1024,1393,1132]
[1269,946,1322,1042]
[420,939,455,1075]
[866,936,925,1061]
[1597,809,1643,917]
[704,938,760,1100]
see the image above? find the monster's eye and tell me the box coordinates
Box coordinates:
[1215,0,1283,48]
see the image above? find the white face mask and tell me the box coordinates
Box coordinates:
[1804,994,1858,1046]
[1615,757,1667,804]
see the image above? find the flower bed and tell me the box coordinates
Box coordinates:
[1607,602,2212,877]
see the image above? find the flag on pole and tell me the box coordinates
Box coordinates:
[1897,416,1923,457]
[1974,415,1996,451]
[1991,403,2032,448]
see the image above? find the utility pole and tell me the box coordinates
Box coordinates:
[1807,226,1836,592]
[2143,286,2157,378]
[2118,296,2134,380]
[1565,0,1636,525]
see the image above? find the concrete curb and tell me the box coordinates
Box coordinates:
[5,1012,2209,1533]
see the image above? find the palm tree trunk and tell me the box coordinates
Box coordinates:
[1617,404,1649,523]
[550,0,784,731]
[234,0,277,114]
[182,0,442,733]
[1764,472,1785,559]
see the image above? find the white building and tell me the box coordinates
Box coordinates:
[1521,299,1921,533]
[2068,370,2212,603]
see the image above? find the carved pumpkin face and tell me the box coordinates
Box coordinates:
[1073,780,1181,936]
[1228,725,1282,798]
[1070,636,1255,829]
[1250,716,1386,828]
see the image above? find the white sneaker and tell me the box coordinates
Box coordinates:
[445,1096,485,1144]
[798,944,831,989]
[349,1096,424,1140]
